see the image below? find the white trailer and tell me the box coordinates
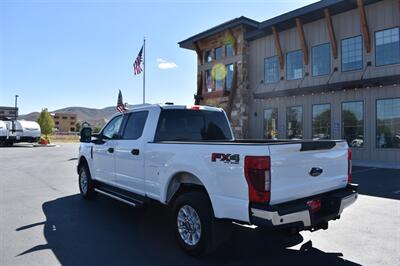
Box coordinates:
[0,120,41,146]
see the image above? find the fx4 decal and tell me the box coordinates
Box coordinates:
[211,153,240,164]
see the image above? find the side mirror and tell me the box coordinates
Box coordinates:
[80,127,92,143]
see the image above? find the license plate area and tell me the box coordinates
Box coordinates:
[309,197,341,223]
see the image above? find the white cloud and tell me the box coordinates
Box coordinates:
[157,58,177,69]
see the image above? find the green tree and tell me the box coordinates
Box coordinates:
[37,108,55,138]
[93,123,102,133]
[75,122,81,133]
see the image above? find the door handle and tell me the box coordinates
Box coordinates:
[107,147,114,153]
[131,149,140,156]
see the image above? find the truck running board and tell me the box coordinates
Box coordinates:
[93,181,146,208]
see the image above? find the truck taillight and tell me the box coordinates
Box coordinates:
[244,156,271,203]
[348,148,352,183]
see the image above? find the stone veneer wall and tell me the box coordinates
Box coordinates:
[196,26,250,139]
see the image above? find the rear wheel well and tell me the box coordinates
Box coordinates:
[166,172,210,207]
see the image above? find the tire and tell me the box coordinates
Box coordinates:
[172,191,217,256]
[78,164,95,199]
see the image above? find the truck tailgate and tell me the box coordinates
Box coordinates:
[269,141,349,205]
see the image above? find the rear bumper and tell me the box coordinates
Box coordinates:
[250,184,358,230]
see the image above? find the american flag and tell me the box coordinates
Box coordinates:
[116,90,127,113]
[133,46,143,75]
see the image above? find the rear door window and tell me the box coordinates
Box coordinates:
[154,109,233,141]
[121,111,149,140]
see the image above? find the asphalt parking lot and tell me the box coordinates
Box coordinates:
[0,143,399,266]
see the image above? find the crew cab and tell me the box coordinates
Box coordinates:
[77,103,358,255]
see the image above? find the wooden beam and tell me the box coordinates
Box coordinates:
[295,18,309,65]
[357,0,371,53]
[272,26,284,70]
[324,8,338,59]
[193,41,203,65]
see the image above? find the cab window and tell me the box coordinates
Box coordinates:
[122,111,149,140]
[102,115,123,139]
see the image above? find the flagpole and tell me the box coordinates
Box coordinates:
[143,37,146,104]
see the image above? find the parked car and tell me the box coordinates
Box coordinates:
[77,104,358,255]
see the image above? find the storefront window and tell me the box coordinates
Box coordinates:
[376,98,400,149]
[264,108,278,139]
[287,106,303,139]
[342,101,364,148]
[312,104,331,140]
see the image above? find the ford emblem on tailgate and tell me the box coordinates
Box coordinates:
[309,167,323,177]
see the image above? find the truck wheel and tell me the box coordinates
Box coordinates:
[78,165,95,199]
[172,191,216,256]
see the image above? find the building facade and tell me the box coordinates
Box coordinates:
[52,113,77,132]
[179,0,400,167]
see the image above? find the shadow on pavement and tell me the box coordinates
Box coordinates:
[352,166,400,200]
[16,194,359,266]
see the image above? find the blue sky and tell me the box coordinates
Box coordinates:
[0,0,317,114]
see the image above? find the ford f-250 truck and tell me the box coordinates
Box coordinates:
[77,103,358,255]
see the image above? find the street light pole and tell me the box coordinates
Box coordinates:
[14,95,19,120]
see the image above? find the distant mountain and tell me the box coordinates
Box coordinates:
[19,105,137,126]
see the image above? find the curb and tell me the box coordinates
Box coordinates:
[33,144,59,148]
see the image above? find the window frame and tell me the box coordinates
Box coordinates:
[374,27,400,67]
[311,43,331,77]
[341,35,364,72]
[311,103,332,140]
[375,97,400,150]
[286,105,304,139]
[264,56,279,84]
[286,50,304,80]
[341,100,365,149]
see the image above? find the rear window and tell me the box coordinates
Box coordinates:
[154,109,233,141]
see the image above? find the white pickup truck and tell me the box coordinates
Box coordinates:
[77,103,358,255]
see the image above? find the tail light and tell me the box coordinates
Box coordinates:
[187,105,201,110]
[348,148,352,183]
[244,156,271,203]
[307,199,321,212]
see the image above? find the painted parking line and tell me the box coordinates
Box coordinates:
[353,167,378,174]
